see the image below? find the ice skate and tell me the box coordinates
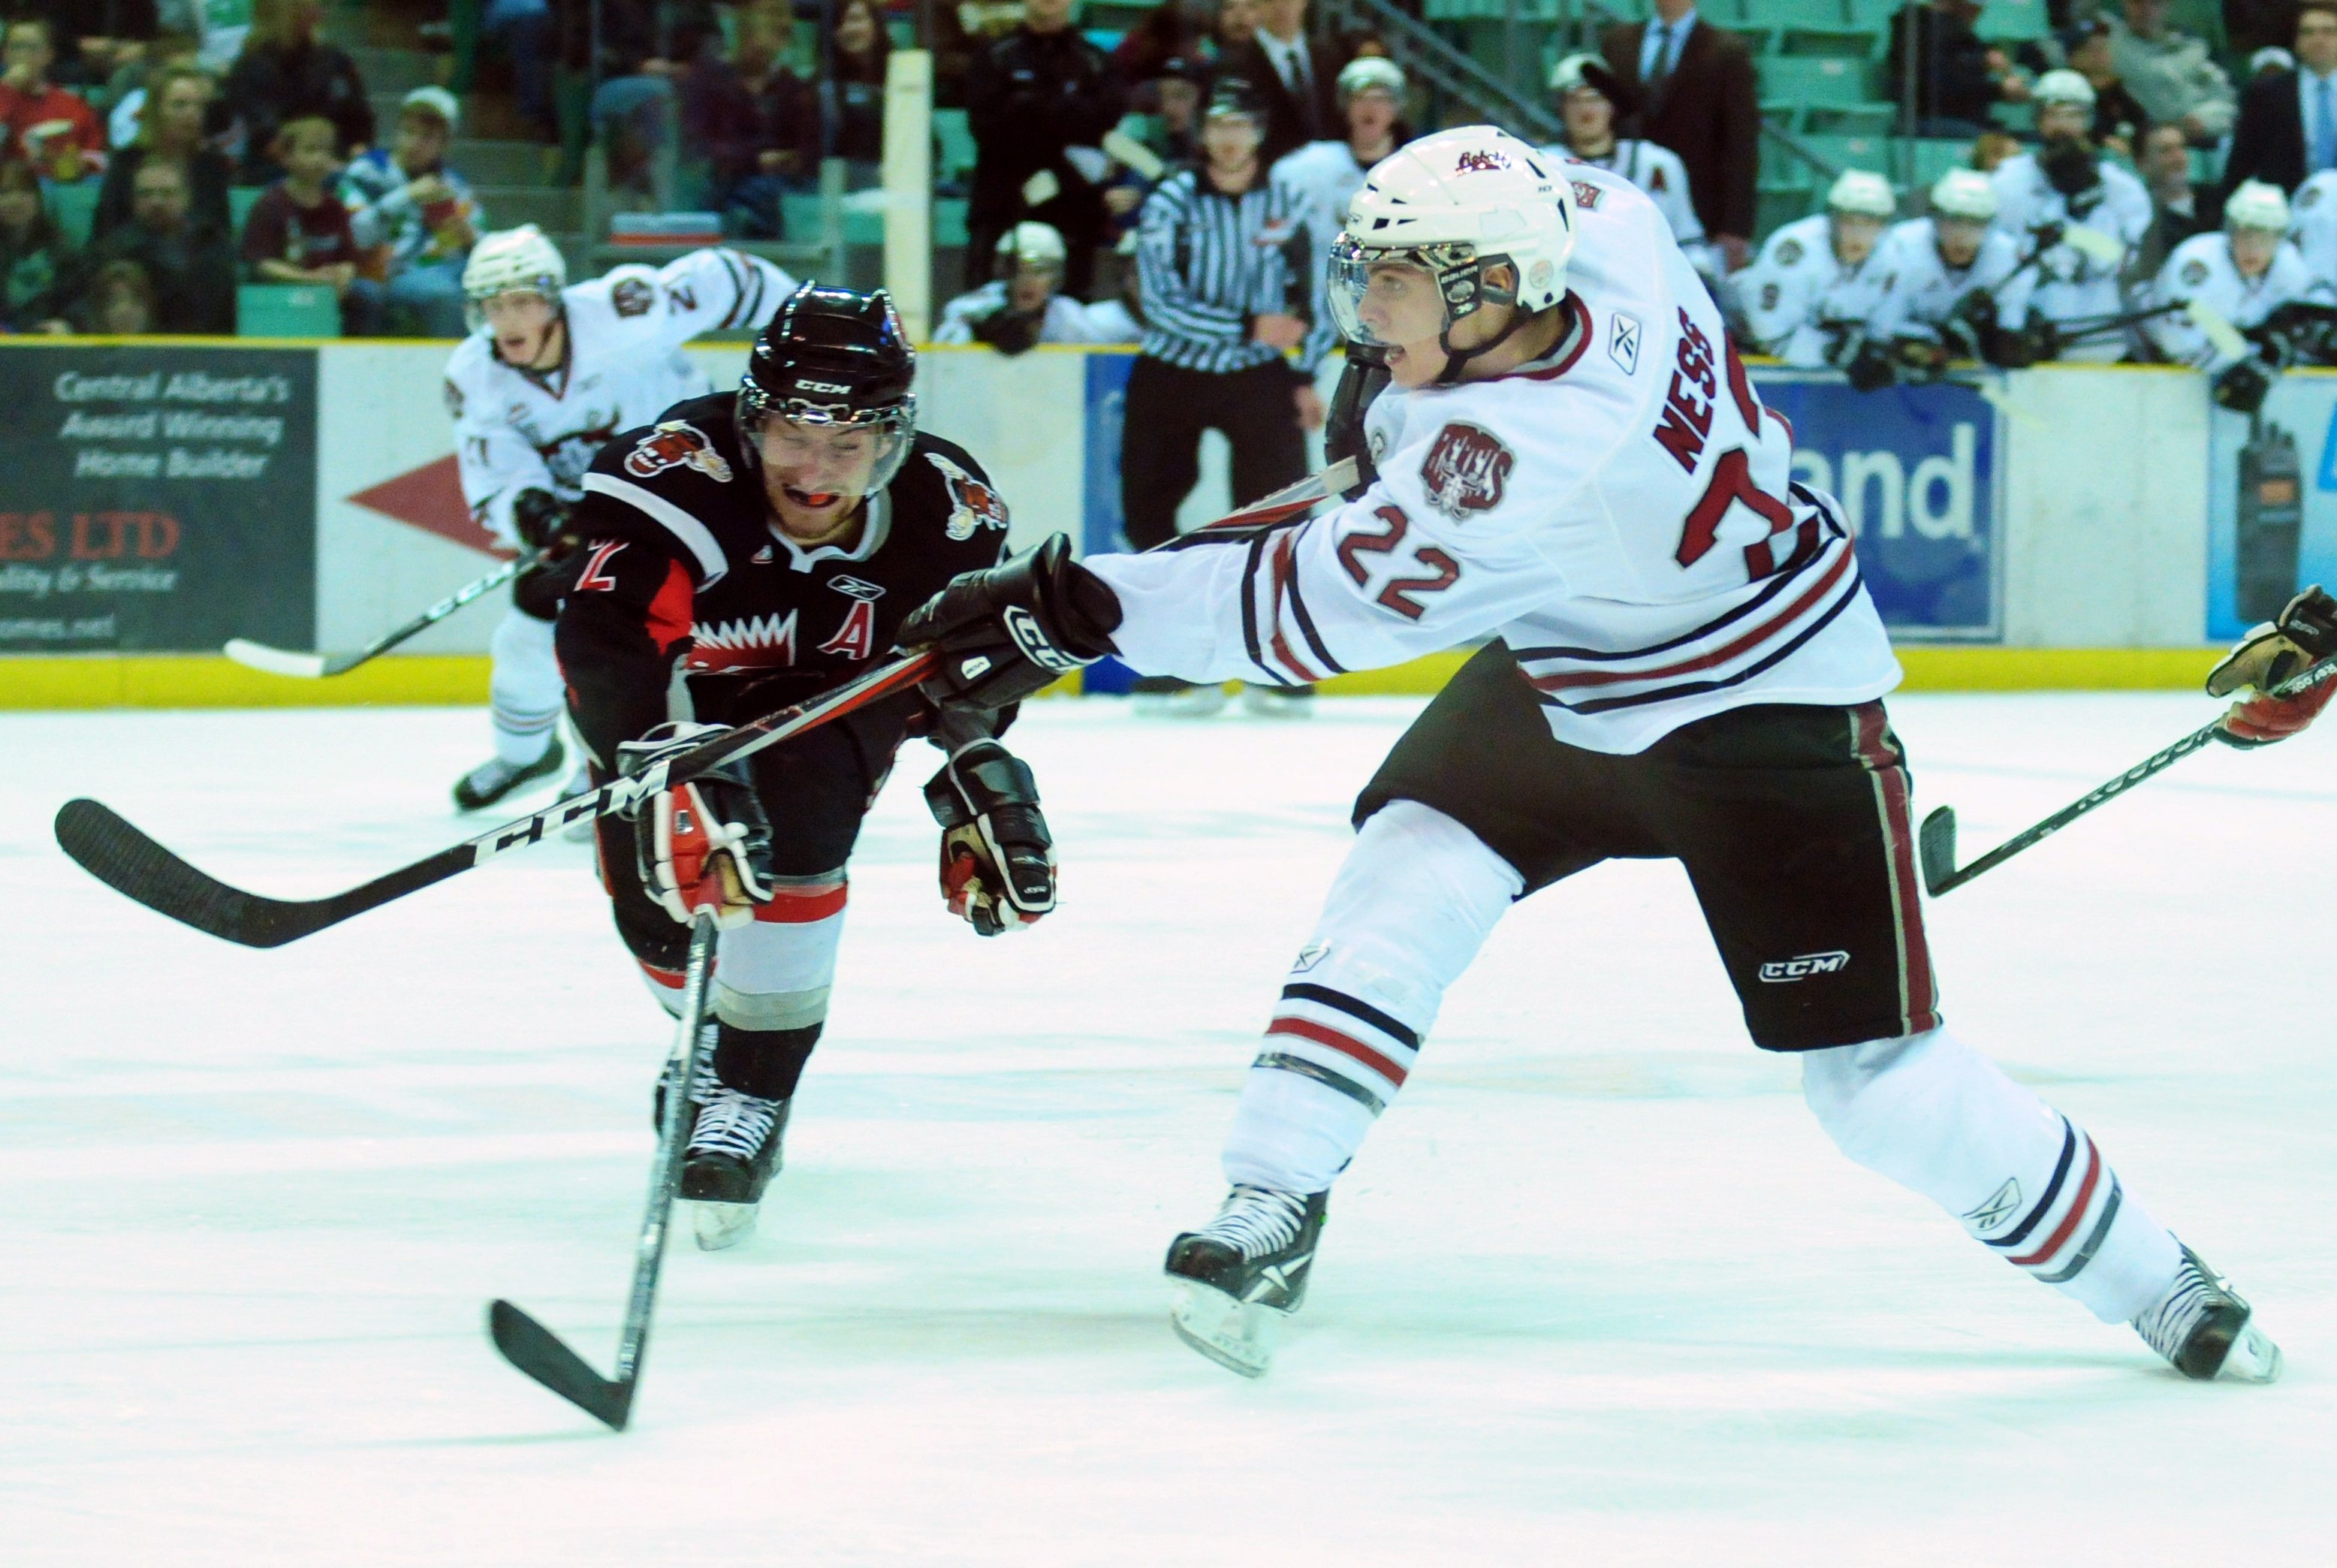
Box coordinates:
[1163,1184,1327,1377]
[2131,1244,2282,1383]
[1240,683,1316,718]
[452,738,566,812]
[678,1084,790,1252]
[1130,677,1229,718]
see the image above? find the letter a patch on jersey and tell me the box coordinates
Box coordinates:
[624,421,734,484]
[817,599,877,661]
[1421,423,1514,520]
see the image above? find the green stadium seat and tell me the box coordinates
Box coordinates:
[1911,137,1976,187]
[934,196,969,248]
[933,107,977,185]
[1846,0,1901,29]
[237,283,340,338]
[1759,54,1877,111]
[229,184,264,238]
[1799,131,1893,175]
[1806,100,1899,132]
[1977,0,2049,38]
[1757,184,1817,238]
[1744,0,1848,29]
[1778,24,1883,58]
[47,179,99,246]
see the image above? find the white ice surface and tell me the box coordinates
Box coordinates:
[3,693,2333,1566]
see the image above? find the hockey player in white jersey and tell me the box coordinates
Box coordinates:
[1989,70,2151,364]
[444,224,797,810]
[933,222,1141,351]
[1866,168,2040,375]
[1542,53,1708,264]
[2287,167,2337,281]
[902,127,2311,1386]
[2148,180,2333,406]
[1736,169,1895,366]
[1270,57,1411,324]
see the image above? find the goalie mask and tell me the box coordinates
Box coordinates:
[737,283,919,505]
[1325,126,1576,384]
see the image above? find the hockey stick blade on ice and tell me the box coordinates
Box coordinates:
[1918,655,2337,896]
[54,650,937,946]
[224,550,540,680]
[490,912,719,1431]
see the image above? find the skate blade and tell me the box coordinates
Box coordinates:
[1168,1278,1280,1378]
[685,1199,758,1252]
[2222,1322,2284,1384]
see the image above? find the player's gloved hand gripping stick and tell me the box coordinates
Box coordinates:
[616,721,779,928]
[1920,586,2337,895]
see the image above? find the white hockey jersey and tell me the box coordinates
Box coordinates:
[1987,153,2150,354]
[2146,231,2333,369]
[1271,139,1376,328]
[1085,163,1901,755]
[2288,170,2337,282]
[1736,213,1890,366]
[931,282,1142,345]
[1542,140,1707,252]
[445,246,796,543]
[1868,217,2037,342]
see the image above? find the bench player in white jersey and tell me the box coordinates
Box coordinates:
[1989,70,2151,364]
[1736,169,1895,366]
[933,223,1140,351]
[1865,168,2040,377]
[1541,53,1708,265]
[444,224,796,810]
[1271,57,1410,330]
[2148,179,2335,408]
[901,127,2314,1384]
[2287,167,2337,282]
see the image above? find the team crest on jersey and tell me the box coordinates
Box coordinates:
[625,421,734,483]
[1609,312,1642,375]
[2182,258,2210,286]
[927,453,1010,541]
[611,276,656,318]
[1776,237,1804,267]
[1570,179,1602,210]
[1421,422,1514,520]
[1455,149,1512,175]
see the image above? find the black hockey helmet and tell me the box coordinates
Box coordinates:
[737,282,919,492]
[1204,76,1267,128]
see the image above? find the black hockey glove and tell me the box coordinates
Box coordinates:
[2213,358,2273,417]
[511,487,573,552]
[614,721,776,927]
[1843,337,1898,393]
[970,306,1044,356]
[924,739,1056,935]
[897,535,1123,713]
[1325,343,1392,496]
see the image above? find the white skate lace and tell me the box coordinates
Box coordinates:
[2132,1252,2222,1364]
[688,1087,781,1162]
[1195,1185,1309,1260]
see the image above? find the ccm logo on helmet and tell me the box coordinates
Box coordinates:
[798,380,852,395]
[1759,951,1850,982]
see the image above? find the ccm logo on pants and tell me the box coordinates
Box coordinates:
[1760,950,1850,982]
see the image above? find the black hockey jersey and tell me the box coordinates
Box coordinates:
[556,393,1015,764]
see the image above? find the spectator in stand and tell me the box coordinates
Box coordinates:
[822,0,891,169]
[1882,0,2032,138]
[966,0,1124,296]
[339,86,479,336]
[2224,1,2337,195]
[0,18,107,182]
[1971,128,2022,170]
[2134,119,2210,275]
[241,110,381,333]
[79,258,157,332]
[1600,0,1759,270]
[79,157,233,333]
[1542,53,1708,260]
[484,0,554,134]
[105,32,213,153]
[1222,0,1343,164]
[0,155,76,332]
[2107,0,2234,146]
[1206,0,1259,68]
[1126,54,1208,170]
[935,222,1143,349]
[95,63,232,240]
[1114,1,1203,89]
[685,3,816,237]
[223,0,373,180]
[2067,20,2150,156]
[8,1,158,88]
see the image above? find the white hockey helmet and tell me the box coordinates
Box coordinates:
[462,224,566,328]
[1929,166,1998,222]
[1826,168,1896,219]
[1337,55,1405,102]
[994,220,1069,272]
[1328,127,1576,378]
[2033,68,2097,110]
[2226,177,2292,234]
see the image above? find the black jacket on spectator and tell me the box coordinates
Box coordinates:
[223,37,377,178]
[2090,79,2152,147]
[966,25,1125,292]
[1883,3,2010,126]
[79,223,237,335]
[686,56,821,191]
[15,0,156,86]
[552,0,719,75]
[0,221,75,330]
[92,146,236,241]
[2136,187,2211,276]
[1217,35,1345,164]
[2224,68,2311,195]
[1600,19,1759,241]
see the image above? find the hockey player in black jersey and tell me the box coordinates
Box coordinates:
[556,284,1055,1249]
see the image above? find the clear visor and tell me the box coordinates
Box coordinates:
[737,393,916,502]
[464,285,559,336]
[1326,240,1450,349]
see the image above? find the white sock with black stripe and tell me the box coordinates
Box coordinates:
[1804,1029,2182,1323]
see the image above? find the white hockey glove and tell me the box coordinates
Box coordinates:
[616,721,776,927]
[2206,586,2337,748]
[924,739,1057,936]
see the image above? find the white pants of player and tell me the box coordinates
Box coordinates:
[489,605,565,766]
[1224,801,2185,1325]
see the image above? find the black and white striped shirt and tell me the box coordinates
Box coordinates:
[1135,167,1334,375]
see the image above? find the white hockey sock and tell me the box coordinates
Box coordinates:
[1221,801,1522,1195]
[488,607,563,765]
[1803,1028,2182,1323]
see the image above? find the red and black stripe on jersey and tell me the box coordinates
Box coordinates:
[555,393,1013,765]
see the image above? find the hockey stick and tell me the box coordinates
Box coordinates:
[1917,656,2337,896]
[1186,457,1358,536]
[53,649,937,947]
[489,909,718,1431]
[224,549,541,679]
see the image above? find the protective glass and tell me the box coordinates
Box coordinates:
[1325,240,1449,349]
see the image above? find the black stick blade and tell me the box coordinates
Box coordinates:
[488,1299,635,1431]
[1917,806,1960,897]
[55,799,332,948]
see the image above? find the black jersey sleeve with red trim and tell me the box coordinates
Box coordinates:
[556,529,696,768]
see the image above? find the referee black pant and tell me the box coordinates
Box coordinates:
[1120,354,1308,551]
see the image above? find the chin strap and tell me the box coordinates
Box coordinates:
[1434,309,1532,386]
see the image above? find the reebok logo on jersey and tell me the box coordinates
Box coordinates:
[1758,951,1850,982]
[625,421,734,484]
[1609,312,1642,375]
[1421,423,1513,520]
[828,574,884,601]
[1962,1178,2022,1232]
[927,453,1011,541]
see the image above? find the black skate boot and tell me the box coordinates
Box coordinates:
[1163,1184,1328,1377]
[2131,1244,2282,1383]
[677,1084,790,1252]
[452,737,565,812]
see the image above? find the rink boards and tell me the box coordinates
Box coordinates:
[0,338,2296,706]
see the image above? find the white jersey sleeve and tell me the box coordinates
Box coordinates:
[932,282,1005,344]
[599,247,798,353]
[2292,172,2337,282]
[445,336,556,545]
